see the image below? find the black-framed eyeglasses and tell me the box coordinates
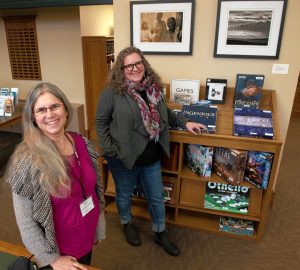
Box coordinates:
[122,61,144,71]
[33,102,63,116]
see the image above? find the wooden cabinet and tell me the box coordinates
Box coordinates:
[101,86,282,241]
[82,36,114,139]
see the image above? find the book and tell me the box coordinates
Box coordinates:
[0,88,9,96]
[170,79,200,104]
[204,182,250,214]
[0,96,6,116]
[234,107,274,139]
[163,182,173,203]
[185,144,214,177]
[213,147,247,185]
[4,98,13,117]
[181,104,218,133]
[206,78,227,104]
[219,216,254,237]
[10,88,19,105]
[244,151,274,190]
[234,74,265,108]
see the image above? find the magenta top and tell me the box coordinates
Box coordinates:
[51,132,100,259]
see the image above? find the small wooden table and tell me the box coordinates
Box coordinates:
[0,240,101,270]
[0,102,23,129]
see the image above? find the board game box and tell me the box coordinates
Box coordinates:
[204,182,250,214]
[213,147,247,185]
[234,107,274,139]
[181,104,218,133]
[244,151,274,190]
[234,74,265,108]
[219,216,254,236]
[185,144,214,177]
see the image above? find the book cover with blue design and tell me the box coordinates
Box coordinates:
[234,74,265,108]
[234,107,274,139]
[185,144,214,177]
[244,151,274,190]
[181,105,218,133]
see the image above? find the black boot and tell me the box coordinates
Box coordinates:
[123,222,141,247]
[154,230,180,256]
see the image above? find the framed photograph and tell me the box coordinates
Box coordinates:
[206,78,227,104]
[214,0,288,59]
[130,0,195,55]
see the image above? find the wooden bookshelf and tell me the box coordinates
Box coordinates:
[101,86,282,241]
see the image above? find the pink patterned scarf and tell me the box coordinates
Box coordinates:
[126,77,162,141]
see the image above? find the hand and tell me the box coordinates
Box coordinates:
[185,122,207,135]
[51,256,88,270]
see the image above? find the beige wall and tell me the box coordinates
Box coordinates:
[114,0,300,141]
[0,7,85,105]
[80,5,113,36]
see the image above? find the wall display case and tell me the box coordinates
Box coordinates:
[100,86,282,241]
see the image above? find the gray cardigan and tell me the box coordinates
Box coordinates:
[95,88,188,169]
[6,136,106,267]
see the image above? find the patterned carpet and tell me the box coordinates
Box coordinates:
[1,118,299,270]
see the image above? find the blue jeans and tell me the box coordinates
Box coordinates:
[106,157,166,233]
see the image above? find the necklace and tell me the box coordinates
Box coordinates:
[64,133,86,199]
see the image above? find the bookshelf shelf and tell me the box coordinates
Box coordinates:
[101,86,282,241]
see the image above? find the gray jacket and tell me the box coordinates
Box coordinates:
[6,135,106,267]
[95,88,187,169]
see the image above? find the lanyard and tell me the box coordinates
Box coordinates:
[65,133,87,199]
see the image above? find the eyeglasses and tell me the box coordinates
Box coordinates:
[122,61,144,71]
[33,103,64,116]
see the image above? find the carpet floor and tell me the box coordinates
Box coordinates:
[1,118,299,270]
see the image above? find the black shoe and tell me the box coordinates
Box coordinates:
[154,230,180,256]
[123,222,141,247]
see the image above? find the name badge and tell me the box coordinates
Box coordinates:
[80,196,94,217]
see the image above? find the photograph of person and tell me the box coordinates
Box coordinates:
[140,12,183,43]
[96,46,206,257]
[6,82,105,269]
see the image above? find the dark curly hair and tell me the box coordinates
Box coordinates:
[107,46,163,93]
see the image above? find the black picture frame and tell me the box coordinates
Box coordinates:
[214,0,288,59]
[205,78,227,104]
[130,0,195,55]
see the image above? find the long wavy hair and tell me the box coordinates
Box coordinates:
[9,82,73,196]
[108,46,163,93]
